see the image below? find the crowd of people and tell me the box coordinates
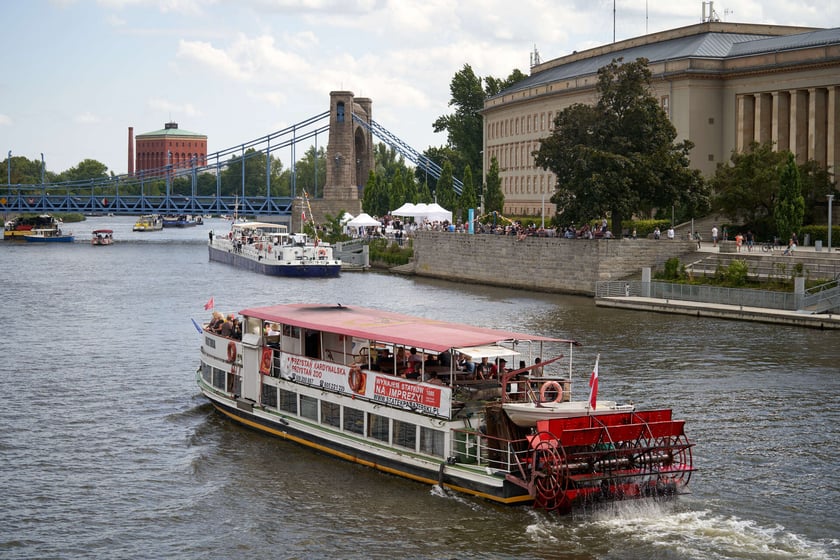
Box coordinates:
[207,311,242,340]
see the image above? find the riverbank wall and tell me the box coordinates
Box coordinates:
[409,231,695,295]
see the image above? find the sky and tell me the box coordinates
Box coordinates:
[1,0,837,175]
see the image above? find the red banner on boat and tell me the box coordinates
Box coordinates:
[277,354,451,417]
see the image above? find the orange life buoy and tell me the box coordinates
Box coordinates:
[259,346,272,375]
[318,248,327,257]
[539,381,563,404]
[348,364,366,394]
[267,244,272,252]
[227,341,237,362]
[256,243,262,251]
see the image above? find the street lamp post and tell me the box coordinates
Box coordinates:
[40,153,45,185]
[7,150,11,185]
[828,194,835,251]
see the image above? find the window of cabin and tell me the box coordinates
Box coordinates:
[368,412,389,443]
[393,420,416,451]
[343,407,364,435]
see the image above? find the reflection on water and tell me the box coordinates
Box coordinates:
[0,216,837,559]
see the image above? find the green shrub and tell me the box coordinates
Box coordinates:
[724,259,750,287]
[369,238,413,266]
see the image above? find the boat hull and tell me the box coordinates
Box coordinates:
[200,387,530,504]
[209,246,341,278]
[24,235,74,243]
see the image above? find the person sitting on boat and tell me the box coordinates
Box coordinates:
[220,315,235,338]
[208,311,224,333]
[475,357,491,379]
[490,358,508,378]
[402,362,420,380]
[408,347,423,367]
[426,372,444,385]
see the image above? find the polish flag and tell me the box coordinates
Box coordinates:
[301,211,306,223]
[204,296,214,310]
[588,355,600,409]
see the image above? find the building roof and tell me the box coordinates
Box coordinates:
[493,25,839,99]
[136,122,206,138]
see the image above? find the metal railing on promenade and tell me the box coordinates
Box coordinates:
[596,281,799,311]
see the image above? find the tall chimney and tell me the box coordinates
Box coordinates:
[128,126,135,175]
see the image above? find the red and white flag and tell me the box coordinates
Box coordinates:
[204,296,214,310]
[588,355,600,409]
[301,211,306,223]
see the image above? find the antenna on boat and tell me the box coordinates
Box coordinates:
[302,190,321,245]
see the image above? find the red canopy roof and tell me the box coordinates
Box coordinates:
[239,303,573,353]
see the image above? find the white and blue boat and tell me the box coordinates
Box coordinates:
[208,221,341,278]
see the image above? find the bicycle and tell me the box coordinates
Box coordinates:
[761,238,778,252]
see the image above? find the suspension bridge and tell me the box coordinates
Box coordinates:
[2,103,460,218]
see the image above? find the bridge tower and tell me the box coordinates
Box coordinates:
[301,91,371,227]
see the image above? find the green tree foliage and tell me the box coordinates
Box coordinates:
[1,155,59,184]
[797,159,837,223]
[483,156,504,213]
[389,168,406,213]
[534,57,708,234]
[435,160,456,212]
[417,179,433,204]
[711,141,788,233]
[460,164,478,216]
[291,146,327,198]
[57,159,110,183]
[434,64,527,183]
[362,171,390,216]
[774,153,805,241]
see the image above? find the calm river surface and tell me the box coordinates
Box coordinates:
[1,216,838,559]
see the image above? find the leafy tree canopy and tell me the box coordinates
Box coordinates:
[534,57,708,233]
[774,152,805,241]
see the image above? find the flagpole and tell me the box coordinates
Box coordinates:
[588,354,600,410]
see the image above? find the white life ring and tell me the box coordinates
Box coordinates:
[539,381,563,404]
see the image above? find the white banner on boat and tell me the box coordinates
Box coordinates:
[278,354,452,418]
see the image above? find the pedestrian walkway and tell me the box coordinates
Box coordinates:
[596,295,840,329]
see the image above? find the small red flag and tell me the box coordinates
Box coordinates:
[204,296,214,310]
[588,355,599,409]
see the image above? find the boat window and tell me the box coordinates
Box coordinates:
[343,407,364,435]
[420,428,445,458]
[212,367,226,391]
[261,384,277,408]
[278,389,297,414]
[367,413,389,443]
[393,420,416,451]
[300,395,318,421]
[320,401,340,428]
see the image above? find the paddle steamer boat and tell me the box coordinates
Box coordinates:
[196,303,693,512]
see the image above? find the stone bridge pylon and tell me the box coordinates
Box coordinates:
[299,91,373,229]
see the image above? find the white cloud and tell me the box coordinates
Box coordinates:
[148,98,203,118]
[74,112,102,124]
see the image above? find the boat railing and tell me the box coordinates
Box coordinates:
[450,428,529,473]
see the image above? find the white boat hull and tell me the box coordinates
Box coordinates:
[502,401,636,427]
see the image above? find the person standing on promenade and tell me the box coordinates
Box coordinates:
[712,225,719,247]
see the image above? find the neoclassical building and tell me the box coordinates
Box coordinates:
[482,22,840,216]
[130,122,207,175]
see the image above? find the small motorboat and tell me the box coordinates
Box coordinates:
[91,229,114,246]
[24,228,74,243]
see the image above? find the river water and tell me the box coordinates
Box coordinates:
[1,216,838,560]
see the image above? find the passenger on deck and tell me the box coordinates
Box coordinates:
[475,357,490,379]
[408,347,423,366]
[219,316,234,338]
[208,311,224,333]
[426,372,444,385]
[490,358,508,378]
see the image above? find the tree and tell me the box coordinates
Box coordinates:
[58,159,109,183]
[435,160,456,212]
[460,164,478,217]
[774,153,805,241]
[434,64,527,182]
[711,141,789,234]
[534,57,708,234]
[483,156,504,213]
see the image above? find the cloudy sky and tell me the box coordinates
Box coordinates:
[1,0,837,175]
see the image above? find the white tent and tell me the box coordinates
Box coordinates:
[340,212,355,224]
[346,213,381,227]
[423,202,452,223]
[391,203,417,217]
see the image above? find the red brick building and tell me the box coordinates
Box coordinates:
[129,122,207,175]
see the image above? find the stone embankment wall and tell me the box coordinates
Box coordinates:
[411,231,695,295]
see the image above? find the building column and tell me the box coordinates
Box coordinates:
[755,93,773,144]
[828,86,839,175]
[790,89,809,164]
[736,94,755,151]
[808,87,828,167]
[772,91,790,151]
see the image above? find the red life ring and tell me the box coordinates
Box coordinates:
[348,364,365,394]
[227,341,237,362]
[267,244,272,252]
[256,243,262,250]
[539,381,563,404]
[259,347,272,375]
[318,248,327,257]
